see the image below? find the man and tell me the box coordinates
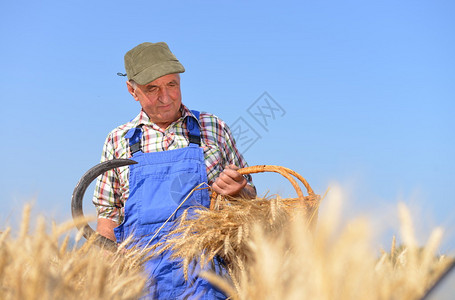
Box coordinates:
[92,42,255,299]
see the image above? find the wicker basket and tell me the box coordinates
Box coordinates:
[209,165,320,228]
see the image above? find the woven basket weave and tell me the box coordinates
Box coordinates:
[210,165,320,227]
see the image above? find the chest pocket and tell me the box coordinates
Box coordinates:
[137,161,204,225]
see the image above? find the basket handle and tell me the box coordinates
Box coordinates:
[238,165,316,197]
[210,165,316,209]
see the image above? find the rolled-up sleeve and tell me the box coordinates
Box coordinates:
[220,120,254,186]
[92,133,124,224]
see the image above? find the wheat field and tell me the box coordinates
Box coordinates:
[0,185,453,299]
[0,205,149,300]
[201,195,452,300]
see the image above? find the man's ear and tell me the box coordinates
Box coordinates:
[126,81,139,101]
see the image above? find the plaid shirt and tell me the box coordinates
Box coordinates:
[92,105,252,224]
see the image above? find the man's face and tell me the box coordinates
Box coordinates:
[127,73,182,129]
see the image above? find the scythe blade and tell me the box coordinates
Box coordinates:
[71,159,137,251]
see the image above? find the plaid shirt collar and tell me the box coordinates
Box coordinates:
[129,104,200,131]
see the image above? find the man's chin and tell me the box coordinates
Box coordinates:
[160,112,181,123]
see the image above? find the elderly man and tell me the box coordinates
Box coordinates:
[92,42,255,299]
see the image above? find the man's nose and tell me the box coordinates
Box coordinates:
[158,87,171,103]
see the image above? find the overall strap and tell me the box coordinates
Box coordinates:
[125,110,201,153]
[186,110,201,146]
[125,126,143,155]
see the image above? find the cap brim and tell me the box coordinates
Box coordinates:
[131,61,185,85]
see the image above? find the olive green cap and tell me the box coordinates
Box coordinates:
[124,42,185,85]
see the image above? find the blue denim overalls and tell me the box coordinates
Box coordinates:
[114,111,226,299]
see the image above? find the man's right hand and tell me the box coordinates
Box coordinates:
[96,218,118,241]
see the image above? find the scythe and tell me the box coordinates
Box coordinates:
[71,159,137,251]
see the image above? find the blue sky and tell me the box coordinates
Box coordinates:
[1,1,454,250]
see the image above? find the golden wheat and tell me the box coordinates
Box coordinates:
[161,185,453,300]
[0,204,149,300]
[155,195,295,282]
[1,185,453,300]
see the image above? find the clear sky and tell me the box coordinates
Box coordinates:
[1,0,454,250]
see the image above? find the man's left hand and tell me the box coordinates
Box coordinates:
[212,164,249,197]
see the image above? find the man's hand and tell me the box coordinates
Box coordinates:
[212,164,256,198]
[96,218,118,242]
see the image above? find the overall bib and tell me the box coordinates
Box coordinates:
[114,111,226,299]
